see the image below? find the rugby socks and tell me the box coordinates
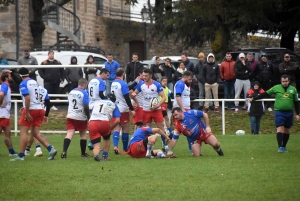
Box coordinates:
[276,132,283,147]
[282,133,290,147]
[80,139,87,155]
[161,135,167,146]
[18,153,25,158]
[168,127,173,139]
[25,146,31,152]
[8,148,16,154]
[146,141,154,155]
[187,139,192,151]
[214,146,224,156]
[157,151,165,158]
[122,133,129,152]
[47,145,53,152]
[35,143,41,148]
[102,151,108,158]
[63,138,71,152]
[113,131,120,147]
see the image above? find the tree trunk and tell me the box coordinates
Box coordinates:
[211,25,230,62]
[280,27,298,51]
[30,0,45,46]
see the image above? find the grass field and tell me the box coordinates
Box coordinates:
[1,109,300,201]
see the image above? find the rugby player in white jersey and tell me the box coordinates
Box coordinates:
[0,71,18,156]
[173,70,193,152]
[61,78,90,158]
[87,68,109,150]
[25,85,51,157]
[10,67,57,161]
[134,68,168,151]
[111,68,136,155]
[89,93,121,161]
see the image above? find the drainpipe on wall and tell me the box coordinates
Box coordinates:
[16,1,20,60]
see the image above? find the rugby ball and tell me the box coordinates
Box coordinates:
[235,130,246,136]
[150,97,159,108]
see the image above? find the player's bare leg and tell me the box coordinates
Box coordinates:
[205,135,224,156]
[10,126,31,161]
[2,126,17,156]
[155,121,169,153]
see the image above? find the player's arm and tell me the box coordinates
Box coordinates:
[0,91,4,105]
[111,105,121,130]
[124,93,134,111]
[44,99,51,117]
[0,83,8,105]
[175,83,185,111]
[202,113,211,133]
[151,128,170,143]
[157,90,166,107]
[168,130,180,155]
[83,104,90,120]
[99,91,106,99]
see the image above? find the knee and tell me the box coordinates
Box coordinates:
[212,141,220,147]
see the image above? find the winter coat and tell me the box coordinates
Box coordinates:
[39,59,64,83]
[172,68,187,85]
[194,60,206,83]
[247,82,265,117]
[279,61,298,82]
[65,56,83,83]
[256,61,273,82]
[234,60,252,80]
[184,59,194,73]
[220,60,236,81]
[202,54,220,84]
[126,61,143,82]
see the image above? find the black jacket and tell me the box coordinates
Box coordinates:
[256,61,273,82]
[126,61,143,83]
[279,61,298,82]
[162,63,175,83]
[234,60,252,80]
[39,59,64,83]
[247,84,265,117]
[184,59,195,73]
[194,60,206,83]
[202,62,219,84]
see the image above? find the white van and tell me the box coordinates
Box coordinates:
[30,51,107,93]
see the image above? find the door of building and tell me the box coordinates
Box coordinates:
[129,41,145,61]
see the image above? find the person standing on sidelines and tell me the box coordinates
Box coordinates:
[111,68,136,154]
[65,56,83,92]
[126,53,143,84]
[104,53,120,95]
[17,47,38,80]
[195,52,206,110]
[160,77,173,136]
[167,107,224,157]
[25,85,51,157]
[38,50,64,111]
[127,122,171,159]
[10,67,57,161]
[61,78,91,158]
[89,93,121,161]
[246,74,300,152]
[134,69,168,152]
[0,71,18,156]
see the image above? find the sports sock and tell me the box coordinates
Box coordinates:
[122,133,129,152]
[282,133,290,147]
[168,127,173,139]
[102,151,108,158]
[80,139,87,155]
[63,138,71,152]
[47,145,53,152]
[8,148,16,154]
[276,132,283,147]
[214,146,224,156]
[35,143,41,148]
[161,135,166,146]
[25,146,31,151]
[187,139,192,151]
[146,141,153,155]
[18,153,25,158]
[113,131,120,147]
[157,151,165,158]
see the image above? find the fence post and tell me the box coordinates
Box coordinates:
[14,102,18,136]
[222,99,225,135]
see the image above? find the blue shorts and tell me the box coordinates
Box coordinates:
[274,110,293,128]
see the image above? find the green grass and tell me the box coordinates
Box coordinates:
[1,134,300,201]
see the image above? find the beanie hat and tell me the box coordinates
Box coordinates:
[198,52,205,58]
[19,67,29,77]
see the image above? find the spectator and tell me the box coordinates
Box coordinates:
[84,55,98,82]
[65,56,83,92]
[17,48,38,80]
[181,52,194,73]
[0,57,9,72]
[234,53,252,113]
[172,62,187,85]
[202,53,220,113]
[126,53,143,84]
[162,57,175,92]
[279,53,298,87]
[246,52,258,87]
[150,56,163,81]
[246,81,265,135]
[38,50,64,111]
[104,53,120,95]
[195,52,207,110]
[256,53,273,111]
[220,52,236,109]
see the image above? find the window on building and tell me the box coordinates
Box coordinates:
[96,0,104,16]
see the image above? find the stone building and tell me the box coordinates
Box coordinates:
[0,0,299,66]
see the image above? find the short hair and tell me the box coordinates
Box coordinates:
[226,52,232,55]
[165,58,171,62]
[247,52,254,56]
[183,71,193,77]
[1,72,9,82]
[171,107,182,114]
[155,56,160,60]
[107,53,113,56]
[132,52,138,56]
[78,78,88,86]
[48,50,54,55]
[135,122,145,127]
[281,74,290,80]
[100,68,109,74]
[116,68,125,77]
[138,67,145,74]
[181,52,188,57]
[143,68,152,75]
[161,76,168,82]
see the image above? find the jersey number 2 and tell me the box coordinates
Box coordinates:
[72,99,78,109]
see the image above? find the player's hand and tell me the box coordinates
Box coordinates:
[25,112,33,122]
[296,115,300,121]
[130,110,136,116]
[43,116,48,124]
[246,98,253,102]
[205,126,212,134]
[165,137,170,144]
[181,108,186,112]
[135,76,140,83]
[0,102,7,108]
